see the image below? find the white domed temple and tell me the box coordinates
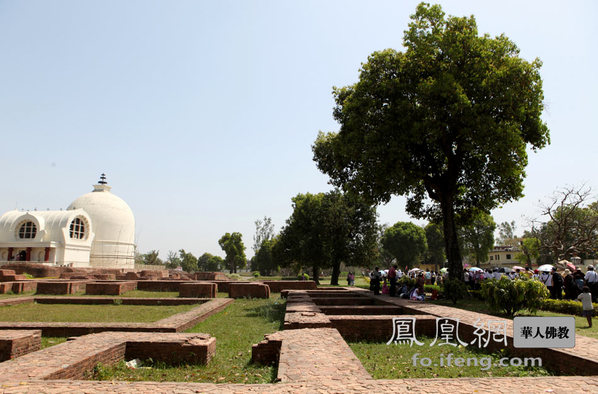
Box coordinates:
[0,174,135,268]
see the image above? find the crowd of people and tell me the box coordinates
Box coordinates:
[365,263,597,327]
[367,265,436,301]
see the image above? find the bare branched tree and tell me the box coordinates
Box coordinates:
[538,185,598,261]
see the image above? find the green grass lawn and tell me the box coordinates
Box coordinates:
[87,297,285,384]
[350,337,551,379]
[41,337,67,348]
[0,303,197,322]
[431,297,598,339]
[0,291,36,299]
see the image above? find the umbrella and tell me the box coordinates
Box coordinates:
[440,268,448,274]
[469,267,483,272]
[566,262,577,271]
[511,266,525,271]
[537,264,554,272]
[408,268,422,275]
[498,267,513,273]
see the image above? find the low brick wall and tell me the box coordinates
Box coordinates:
[33,297,207,306]
[0,269,28,282]
[179,282,217,298]
[194,272,229,281]
[0,263,61,278]
[85,281,137,295]
[11,281,37,293]
[284,312,332,329]
[329,315,437,341]
[126,333,215,364]
[0,332,215,381]
[319,305,403,315]
[229,283,270,299]
[137,280,191,292]
[0,298,232,337]
[0,330,41,361]
[310,296,383,306]
[251,331,284,365]
[211,280,248,293]
[260,280,317,293]
[36,280,88,295]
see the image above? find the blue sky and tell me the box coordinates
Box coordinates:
[1,0,596,260]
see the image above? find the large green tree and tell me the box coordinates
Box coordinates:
[313,3,549,280]
[275,190,378,284]
[424,222,445,271]
[516,237,540,268]
[459,212,496,266]
[253,238,278,276]
[178,249,198,273]
[218,232,247,273]
[197,252,224,272]
[382,222,427,269]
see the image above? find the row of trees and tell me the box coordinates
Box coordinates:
[135,249,225,272]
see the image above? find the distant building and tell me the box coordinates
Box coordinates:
[481,245,521,268]
[0,175,135,268]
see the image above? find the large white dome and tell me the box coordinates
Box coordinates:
[67,178,135,268]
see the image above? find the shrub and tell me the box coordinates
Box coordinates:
[468,289,484,300]
[539,298,598,316]
[481,277,548,317]
[424,284,441,293]
[442,278,468,305]
[253,272,260,278]
[227,273,241,280]
[398,276,416,288]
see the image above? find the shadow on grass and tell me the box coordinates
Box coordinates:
[244,300,286,330]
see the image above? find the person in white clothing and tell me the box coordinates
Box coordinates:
[577,286,594,328]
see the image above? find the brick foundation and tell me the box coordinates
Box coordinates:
[260,280,317,293]
[136,280,191,292]
[193,272,229,281]
[36,280,88,295]
[85,281,137,295]
[179,282,217,298]
[0,330,41,361]
[229,283,270,299]
[0,332,215,380]
[0,298,233,337]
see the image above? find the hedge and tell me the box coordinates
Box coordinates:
[539,299,598,317]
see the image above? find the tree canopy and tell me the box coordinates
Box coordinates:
[535,186,598,261]
[313,3,549,280]
[197,252,224,272]
[218,232,247,273]
[275,190,378,284]
[381,221,427,269]
[459,212,496,266]
[252,238,278,276]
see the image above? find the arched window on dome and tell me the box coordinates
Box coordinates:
[69,217,86,239]
[17,221,37,239]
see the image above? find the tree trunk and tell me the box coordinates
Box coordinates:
[440,197,463,281]
[312,265,320,285]
[330,260,340,286]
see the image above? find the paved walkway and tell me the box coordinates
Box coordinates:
[1,376,598,393]
[276,328,371,383]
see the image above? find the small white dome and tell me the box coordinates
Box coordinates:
[67,177,135,268]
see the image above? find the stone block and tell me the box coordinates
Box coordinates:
[85,281,137,295]
[0,330,42,361]
[179,282,217,298]
[228,283,270,299]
